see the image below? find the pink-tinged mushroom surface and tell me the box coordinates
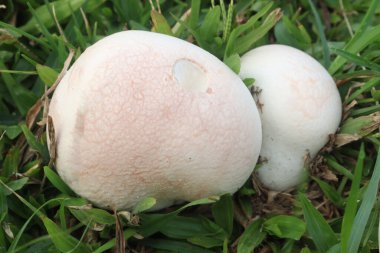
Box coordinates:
[48,31,262,210]
[240,44,342,191]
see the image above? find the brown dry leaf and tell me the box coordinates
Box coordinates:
[321,168,338,182]
[342,100,357,120]
[115,210,126,253]
[335,133,361,147]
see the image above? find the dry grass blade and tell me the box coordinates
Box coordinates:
[114,211,126,253]
[25,48,74,129]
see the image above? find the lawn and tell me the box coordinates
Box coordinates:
[0,0,380,252]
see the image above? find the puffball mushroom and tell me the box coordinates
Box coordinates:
[48,31,262,210]
[239,44,342,191]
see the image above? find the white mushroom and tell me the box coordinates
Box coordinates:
[239,44,342,191]
[48,31,262,210]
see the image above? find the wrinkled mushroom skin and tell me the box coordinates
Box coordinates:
[240,45,342,191]
[48,31,262,210]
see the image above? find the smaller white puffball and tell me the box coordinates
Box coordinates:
[240,44,342,191]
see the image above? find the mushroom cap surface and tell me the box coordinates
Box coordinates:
[240,44,342,191]
[48,31,262,210]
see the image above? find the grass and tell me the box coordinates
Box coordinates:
[0,0,380,252]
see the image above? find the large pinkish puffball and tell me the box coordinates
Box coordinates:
[240,45,342,191]
[48,31,262,210]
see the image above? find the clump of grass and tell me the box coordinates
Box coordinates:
[0,0,379,252]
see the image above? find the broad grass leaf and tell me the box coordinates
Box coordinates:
[70,208,115,228]
[199,6,221,42]
[211,194,233,236]
[42,217,90,253]
[189,0,201,29]
[274,15,311,50]
[224,2,273,58]
[263,215,306,240]
[223,54,240,74]
[188,236,223,248]
[151,10,174,36]
[3,177,28,196]
[237,218,266,253]
[139,197,218,237]
[21,0,87,32]
[43,166,74,195]
[133,197,156,214]
[1,146,20,178]
[233,8,282,55]
[2,125,22,140]
[141,238,214,253]
[158,216,224,241]
[36,64,58,87]
[299,193,338,252]
[20,123,49,161]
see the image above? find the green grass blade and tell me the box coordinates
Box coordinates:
[224,1,273,58]
[237,218,266,253]
[307,0,330,68]
[325,156,354,180]
[42,217,91,253]
[299,193,338,252]
[212,194,233,237]
[0,61,38,116]
[341,144,365,253]
[329,0,379,74]
[222,0,233,42]
[189,0,201,29]
[234,8,282,55]
[346,77,380,104]
[329,24,380,75]
[21,0,87,33]
[263,215,306,240]
[347,148,380,253]
[151,10,174,36]
[0,187,7,223]
[36,64,59,87]
[132,197,157,214]
[92,229,136,253]
[20,123,49,161]
[331,48,380,71]
[141,238,214,253]
[312,177,343,207]
[0,21,51,49]
[43,166,74,195]
[1,146,20,178]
